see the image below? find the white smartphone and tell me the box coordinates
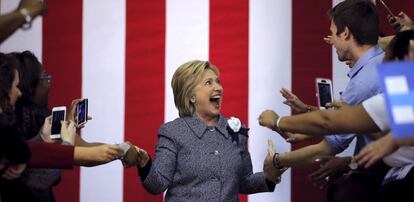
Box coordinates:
[51,106,67,139]
[316,78,334,110]
[76,98,88,126]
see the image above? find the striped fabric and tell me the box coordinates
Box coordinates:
[2,0,412,202]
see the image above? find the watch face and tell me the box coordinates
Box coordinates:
[349,161,358,170]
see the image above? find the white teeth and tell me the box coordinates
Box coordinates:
[211,95,221,99]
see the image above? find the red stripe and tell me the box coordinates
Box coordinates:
[124,1,165,202]
[209,0,248,201]
[291,1,332,202]
[42,0,83,202]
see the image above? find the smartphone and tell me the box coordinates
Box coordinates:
[379,0,394,17]
[316,78,334,109]
[51,106,67,139]
[76,98,88,126]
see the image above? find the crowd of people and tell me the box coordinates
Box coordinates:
[0,0,413,201]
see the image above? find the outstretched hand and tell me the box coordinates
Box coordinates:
[354,133,398,169]
[309,156,350,189]
[280,88,309,113]
[263,140,287,183]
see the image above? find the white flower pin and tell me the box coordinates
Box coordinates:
[227,117,241,133]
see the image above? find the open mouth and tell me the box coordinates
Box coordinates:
[209,95,221,108]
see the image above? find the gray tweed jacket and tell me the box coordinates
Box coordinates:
[141,114,274,202]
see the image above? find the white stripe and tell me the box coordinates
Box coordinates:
[81,1,125,202]
[331,0,356,157]
[164,0,210,123]
[248,0,292,201]
[0,0,42,61]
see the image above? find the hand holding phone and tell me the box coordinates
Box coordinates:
[316,78,334,109]
[76,98,88,126]
[51,106,67,139]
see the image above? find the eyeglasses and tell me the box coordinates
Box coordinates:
[40,74,52,83]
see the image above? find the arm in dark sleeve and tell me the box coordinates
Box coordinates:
[139,126,178,195]
[239,136,275,194]
[137,158,152,181]
[27,141,74,169]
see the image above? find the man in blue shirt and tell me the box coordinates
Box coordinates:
[259,1,388,202]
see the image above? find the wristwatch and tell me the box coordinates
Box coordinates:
[273,153,284,169]
[19,8,32,30]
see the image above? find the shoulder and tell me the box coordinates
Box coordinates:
[158,117,187,136]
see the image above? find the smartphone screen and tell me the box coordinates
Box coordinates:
[51,109,66,138]
[318,82,333,109]
[77,99,88,125]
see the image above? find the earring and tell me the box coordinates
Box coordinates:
[190,96,196,103]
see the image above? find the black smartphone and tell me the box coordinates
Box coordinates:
[51,106,66,139]
[77,98,88,126]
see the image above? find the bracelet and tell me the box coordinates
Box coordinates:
[19,8,32,30]
[276,117,282,130]
[272,153,284,169]
[275,176,281,184]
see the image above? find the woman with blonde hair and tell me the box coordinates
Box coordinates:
[133,60,283,201]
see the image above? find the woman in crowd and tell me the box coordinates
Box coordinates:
[132,60,284,201]
[7,51,125,201]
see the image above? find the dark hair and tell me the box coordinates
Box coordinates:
[9,51,41,101]
[9,51,50,139]
[384,30,414,61]
[328,0,379,45]
[0,53,19,123]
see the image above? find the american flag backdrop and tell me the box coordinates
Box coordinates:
[1,0,413,202]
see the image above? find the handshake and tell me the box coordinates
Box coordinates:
[118,142,150,168]
[263,140,287,183]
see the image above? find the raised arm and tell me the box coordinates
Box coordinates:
[0,0,46,43]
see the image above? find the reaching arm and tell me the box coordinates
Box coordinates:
[260,104,380,137]
[278,140,335,168]
[0,0,46,43]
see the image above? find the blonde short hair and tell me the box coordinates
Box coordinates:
[171,60,219,117]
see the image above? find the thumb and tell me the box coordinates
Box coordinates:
[268,139,275,154]
[327,100,346,109]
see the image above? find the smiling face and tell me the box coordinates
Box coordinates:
[330,20,352,62]
[192,68,223,123]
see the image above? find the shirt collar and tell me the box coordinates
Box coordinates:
[183,114,230,139]
[347,45,383,79]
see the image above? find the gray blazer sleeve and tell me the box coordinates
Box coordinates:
[239,138,275,194]
[142,125,178,194]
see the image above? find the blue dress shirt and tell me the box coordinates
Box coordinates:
[325,45,384,155]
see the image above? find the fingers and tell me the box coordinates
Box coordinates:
[267,139,274,154]
[2,164,26,180]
